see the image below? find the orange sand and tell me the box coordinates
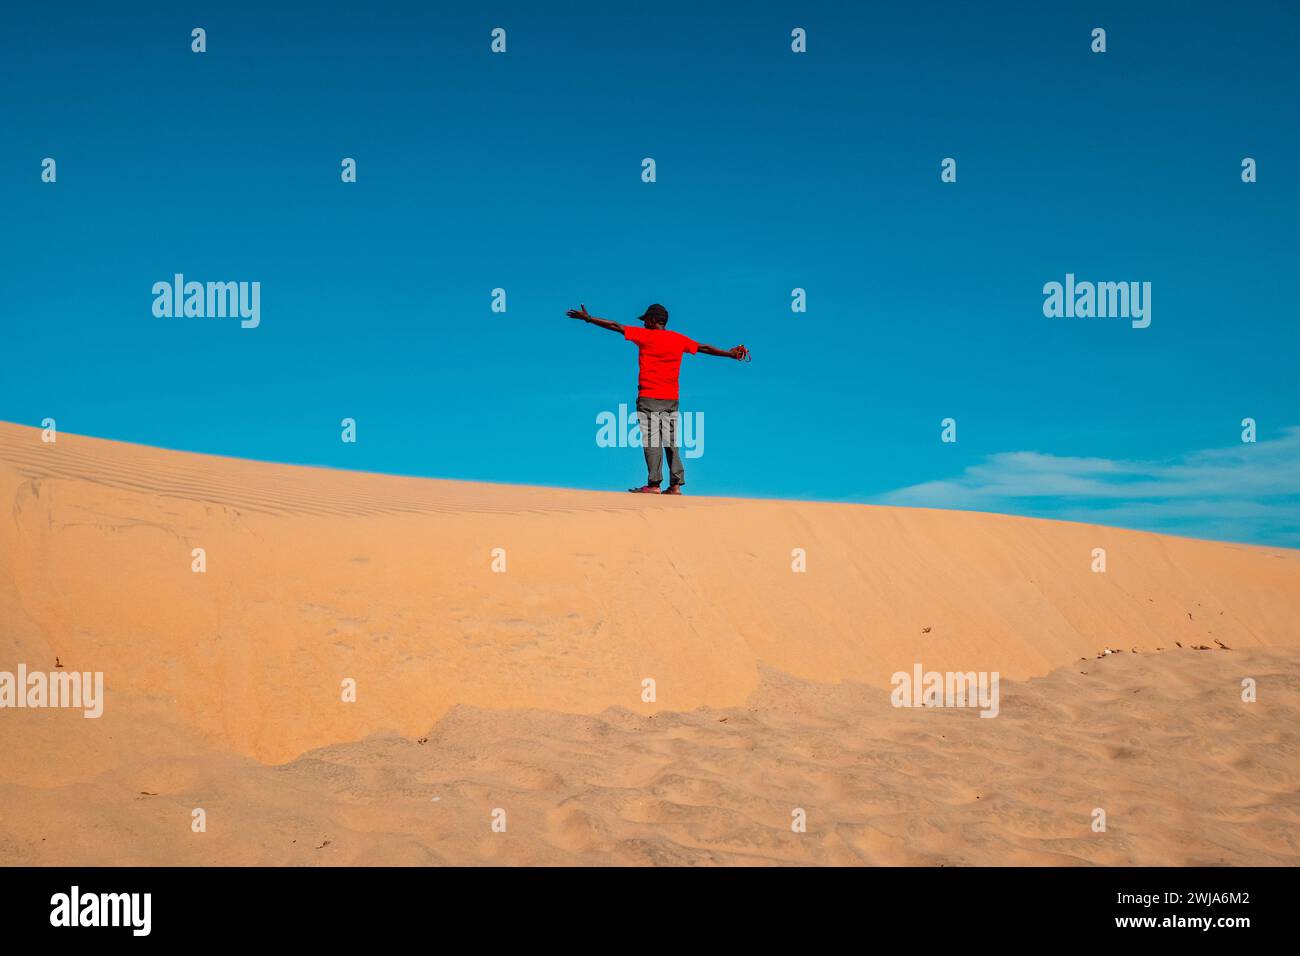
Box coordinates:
[1,421,1297,865]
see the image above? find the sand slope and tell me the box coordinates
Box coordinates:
[1,421,1298,865]
[4,648,1298,866]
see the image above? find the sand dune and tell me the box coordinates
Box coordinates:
[5,648,1298,866]
[1,421,1298,865]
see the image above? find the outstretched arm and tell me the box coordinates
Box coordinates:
[697,343,749,360]
[566,304,623,334]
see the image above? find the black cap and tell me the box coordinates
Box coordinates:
[639,303,669,324]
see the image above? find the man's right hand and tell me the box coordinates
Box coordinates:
[567,304,623,334]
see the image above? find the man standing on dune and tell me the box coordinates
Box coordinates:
[567,302,748,495]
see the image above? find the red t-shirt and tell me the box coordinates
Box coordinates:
[623,326,699,399]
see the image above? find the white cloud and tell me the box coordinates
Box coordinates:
[875,427,1300,547]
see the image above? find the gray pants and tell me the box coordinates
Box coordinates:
[636,397,685,488]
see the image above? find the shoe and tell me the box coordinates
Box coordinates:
[628,485,662,494]
[663,485,684,495]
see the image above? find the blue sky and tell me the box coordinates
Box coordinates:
[3,1,1298,546]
